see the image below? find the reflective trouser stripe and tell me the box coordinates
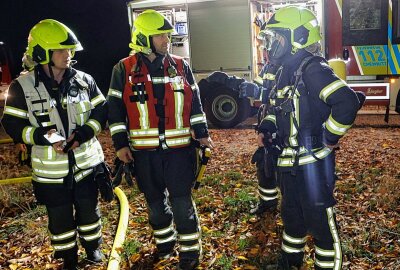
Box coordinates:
[154,221,175,236]
[50,230,76,241]
[77,219,102,232]
[179,243,200,252]
[53,240,77,251]
[258,186,279,202]
[80,230,102,242]
[155,232,177,244]
[327,207,342,270]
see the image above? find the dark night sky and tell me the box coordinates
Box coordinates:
[0,0,131,92]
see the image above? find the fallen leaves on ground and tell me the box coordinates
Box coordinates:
[0,114,399,269]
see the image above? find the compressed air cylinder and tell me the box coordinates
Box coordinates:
[328,58,347,81]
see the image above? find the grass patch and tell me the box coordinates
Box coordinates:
[215,254,233,270]
[122,239,142,260]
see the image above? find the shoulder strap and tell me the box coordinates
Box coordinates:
[292,55,327,89]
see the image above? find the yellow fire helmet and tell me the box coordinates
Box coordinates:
[26,19,83,65]
[130,9,174,54]
[261,6,321,53]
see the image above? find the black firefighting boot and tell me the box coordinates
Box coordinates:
[178,258,200,270]
[86,248,104,263]
[62,254,78,270]
[250,199,278,215]
[276,253,302,270]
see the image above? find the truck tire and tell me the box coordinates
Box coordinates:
[203,85,251,128]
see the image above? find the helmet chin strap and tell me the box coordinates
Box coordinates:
[149,36,156,55]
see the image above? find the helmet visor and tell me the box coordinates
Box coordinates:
[260,30,290,60]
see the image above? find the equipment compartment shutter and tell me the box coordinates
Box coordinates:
[188,0,251,72]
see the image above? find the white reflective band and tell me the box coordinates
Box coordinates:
[282,86,291,95]
[319,80,346,102]
[47,145,53,159]
[133,139,160,146]
[33,176,64,184]
[315,259,335,268]
[325,116,350,135]
[154,222,175,236]
[190,115,206,125]
[81,230,102,241]
[78,219,102,232]
[23,127,35,144]
[191,83,198,91]
[108,89,122,98]
[264,73,276,80]
[79,113,85,125]
[138,102,149,130]
[278,147,332,167]
[283,231,307,244]
[4,107,29,118]
[86,119,101,133]
[34,168,70,175]
[165,128,190,136]
[41,122,53,127]
[152,76,183,84]
[31,158,69,166]
[327,207,342,270]
[254,77,263,84]
[315,246,335,257]
[36,111,49,116]
[180,243,200,252]
[110,124,127,135]
[264,114,276,124]
[130,129,159,136]
[174,88,184,128]
[281,147,307,156]
[74,168,94,182]
[53,241,76,251]
[281,243,304,253]
[259,193,279,201]
[259,186,278,194]
[166,137,191,146]
[51,230,76,241]
[178,232,200,241]
[91,94,106,107]
[75,159,92,169]
[155,233,177,244]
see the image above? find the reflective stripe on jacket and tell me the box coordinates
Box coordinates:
[17,72,104,180]
[122,54,193,149]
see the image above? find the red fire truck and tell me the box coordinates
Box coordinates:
[325,0,400,121]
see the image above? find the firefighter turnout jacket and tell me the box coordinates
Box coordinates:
[107,53,208,151]
[2,67,107,184]
[258,50,360,169]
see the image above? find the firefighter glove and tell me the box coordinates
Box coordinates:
[94,163,114,202]
[239,82,260,98]
[112,158,135,187]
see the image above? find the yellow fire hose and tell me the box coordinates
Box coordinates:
[0,138,13,144]
[194,147,211,189]
[1,176,130,270]
[107,186,130,270]
[0,176,32,185]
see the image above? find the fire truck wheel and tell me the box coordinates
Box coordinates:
[203,85,251,128]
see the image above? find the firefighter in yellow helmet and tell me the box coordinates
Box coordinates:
[257,6,364,269]
[107,9,213,270]
[2,19,110,269]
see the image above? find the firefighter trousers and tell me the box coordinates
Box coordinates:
[38,173,102,260]
[133,146,201,260]
[255,150,279,205]
[278,153,342,269]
